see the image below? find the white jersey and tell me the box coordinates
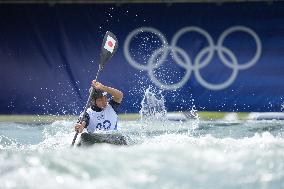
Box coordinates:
[85,103,118,133]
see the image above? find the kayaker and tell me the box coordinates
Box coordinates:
[74,80,123,133]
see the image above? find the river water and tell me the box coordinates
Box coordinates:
[1,88,284,189]
[1,118,284,189]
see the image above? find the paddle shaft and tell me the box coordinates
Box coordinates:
[71,65,102,146]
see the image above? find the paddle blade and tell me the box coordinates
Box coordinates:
[100,31,118,68]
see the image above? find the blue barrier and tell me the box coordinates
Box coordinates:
[0,2,284,114]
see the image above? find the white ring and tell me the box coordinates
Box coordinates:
[148,46,193,90]
[123,27,168,71]
[217,26,262,70]
[171,26,215,69]
[194,46,239,90]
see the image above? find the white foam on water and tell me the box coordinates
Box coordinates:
[36,120,76,150]
[1,88,284,189]
[1,129,284,189]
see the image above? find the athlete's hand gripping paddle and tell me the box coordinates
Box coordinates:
[71,31,118,146]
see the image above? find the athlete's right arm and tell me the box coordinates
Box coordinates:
[74,121,86,133]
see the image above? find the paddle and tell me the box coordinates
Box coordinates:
[71,31,118,146]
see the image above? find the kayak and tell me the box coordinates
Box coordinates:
[77,132,127,146]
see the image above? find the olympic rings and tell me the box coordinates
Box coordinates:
[123,26,262,90]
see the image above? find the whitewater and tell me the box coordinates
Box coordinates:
[0,89,284,189]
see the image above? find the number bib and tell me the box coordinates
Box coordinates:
[86,104,118,133]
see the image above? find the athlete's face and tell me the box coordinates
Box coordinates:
[94,96,108,108]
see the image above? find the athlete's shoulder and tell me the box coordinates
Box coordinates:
[108,99,121,113]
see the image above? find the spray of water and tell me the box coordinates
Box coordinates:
[0,135,19,150]
[139,87,167,124]
[139,86,200,135]
[188,105,200,130]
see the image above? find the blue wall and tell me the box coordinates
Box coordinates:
[0,2,284,114]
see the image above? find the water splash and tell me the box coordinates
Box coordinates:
[139,87,200,133]
[281,102,284,112]
[189,105,200,130]
[0,135,20,150]
[38,120,75,150]
[139,87,167,123]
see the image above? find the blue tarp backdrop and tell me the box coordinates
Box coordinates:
[0,2,284,114]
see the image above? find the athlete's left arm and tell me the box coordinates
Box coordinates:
[92,80,123,103]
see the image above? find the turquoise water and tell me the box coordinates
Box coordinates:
[1,119,284,189]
